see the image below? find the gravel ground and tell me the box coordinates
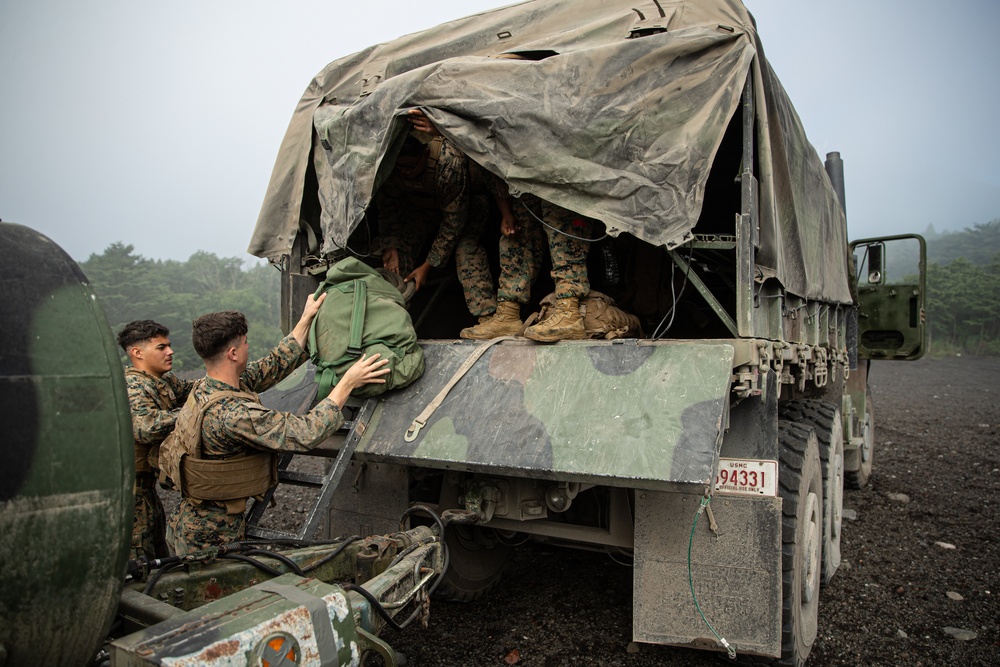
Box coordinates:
[161,356,999,665]
[382,356,1000,666]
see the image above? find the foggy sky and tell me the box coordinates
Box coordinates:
[2,0,997,262]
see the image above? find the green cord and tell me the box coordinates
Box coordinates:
[688,494,737,659]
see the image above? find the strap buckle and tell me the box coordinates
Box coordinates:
[404,418,425,443]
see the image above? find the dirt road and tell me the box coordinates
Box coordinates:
[387,356,1000,666]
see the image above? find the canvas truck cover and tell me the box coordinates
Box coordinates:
[249,0,852,305]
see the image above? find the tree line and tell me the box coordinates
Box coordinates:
[921,219,1000,356]
[81,243,282,371]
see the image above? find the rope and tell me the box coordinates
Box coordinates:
[517,198,608,243]
[688,493,736,659]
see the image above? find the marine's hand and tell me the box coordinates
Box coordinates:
[290,292,327,348]
[407,109,441,137]
[346,352,391,387]
[500,213,518,237]
[301,292,327,320]
[328,353,391,408]
[405,261,432,291]
[383,247,400,274]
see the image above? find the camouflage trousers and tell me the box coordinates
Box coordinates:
[498,195,592,303]
[390,195,495,317]
[131,474,170,559]
[167,498,245,556]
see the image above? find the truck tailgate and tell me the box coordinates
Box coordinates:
[352,339,734,491]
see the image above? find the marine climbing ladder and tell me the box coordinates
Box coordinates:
[244,397,378,541]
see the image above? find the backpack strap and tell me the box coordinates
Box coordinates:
[312,278,369,400]
[346,278,366,358]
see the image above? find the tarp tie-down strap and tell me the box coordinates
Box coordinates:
[256,581,339,666]
[405,336,515,442]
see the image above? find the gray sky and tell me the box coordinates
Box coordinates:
[2,0,998,262]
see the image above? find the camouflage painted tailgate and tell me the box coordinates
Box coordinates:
[356,339,734,490]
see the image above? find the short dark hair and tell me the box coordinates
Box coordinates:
[117,320,169,351]
[192,311,248,360]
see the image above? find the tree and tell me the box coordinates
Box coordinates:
[81,245,282,370]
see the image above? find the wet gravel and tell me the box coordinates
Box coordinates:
[385,356,1000,666]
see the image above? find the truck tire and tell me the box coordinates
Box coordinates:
[845,393,874,489]
[779,400,843,586]
[776,421,823,667]
[434,525,512,602]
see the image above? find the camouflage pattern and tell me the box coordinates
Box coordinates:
[377,138,470,271]
[167,501,246,556]
[358,340,735,489]
[498,194,592,303]
[124,368,195,559]
[0,223,134,667]
[168,336,345,554]
[454,194,495,317]
[378,139,497,316]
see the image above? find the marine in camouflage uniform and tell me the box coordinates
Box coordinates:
[125,368,194,559]
[167,303,388,555]
[462,191,594,341]
[377,135,495,317]
[117,320,194,561]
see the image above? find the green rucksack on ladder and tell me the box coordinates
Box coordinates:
[308,257,424,399]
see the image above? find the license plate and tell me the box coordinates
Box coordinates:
[714,458,778,497]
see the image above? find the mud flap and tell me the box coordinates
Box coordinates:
[356,339,736,489]
[633,490,782,658]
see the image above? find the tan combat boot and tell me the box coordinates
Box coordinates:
[460,301,523,339]
[524,297,586,342]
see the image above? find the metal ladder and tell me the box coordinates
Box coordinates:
[244,397,378,541]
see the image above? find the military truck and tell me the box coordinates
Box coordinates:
[246,1,926,664]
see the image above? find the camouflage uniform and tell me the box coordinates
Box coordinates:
[167,336,345,555]
[124,368,195,560]
[498,194,592,303]
[377,138,495,316]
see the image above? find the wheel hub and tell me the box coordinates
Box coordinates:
[802,491,821,604]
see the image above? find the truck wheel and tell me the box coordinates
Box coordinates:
[845,394,874,489]
[779,400,843,586]
[434,525,512,602]
[777,421,823,667]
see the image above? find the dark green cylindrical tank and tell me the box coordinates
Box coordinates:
[0,223,133,667]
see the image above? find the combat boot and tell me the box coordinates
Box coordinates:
[524,297,586,342]
[460,301,523,339]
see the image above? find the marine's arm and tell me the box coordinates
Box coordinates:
[222,397,347,453]
[165,374,196,403]
[224,353,390,453]
[424,138,470,269]
[126,373,185,445]
[242,293,327,392]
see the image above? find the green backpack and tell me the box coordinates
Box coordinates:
[308,257,424,399]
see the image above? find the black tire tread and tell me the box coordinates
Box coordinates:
[433,526,512,602]
[780,399,843,586]
[735,422,822,667]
